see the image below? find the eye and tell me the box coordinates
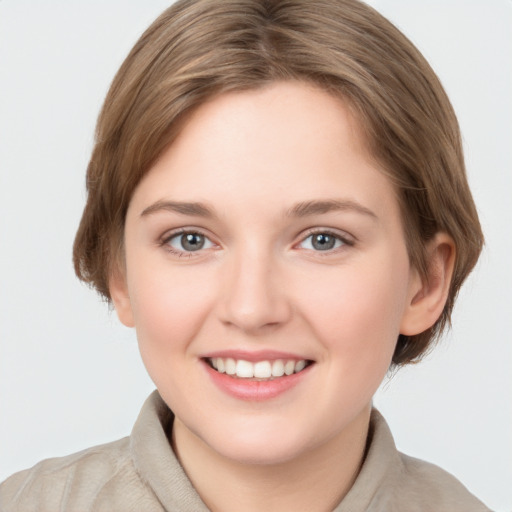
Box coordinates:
[165,231,215,253]
[298,231,349,251]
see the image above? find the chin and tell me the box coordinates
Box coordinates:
[214,440,307,466]
[201,422,315,466]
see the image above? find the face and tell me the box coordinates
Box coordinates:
[114,81,423,465]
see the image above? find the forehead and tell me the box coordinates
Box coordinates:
[128,81,398,222]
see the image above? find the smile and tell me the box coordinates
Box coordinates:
[206,357,311,380]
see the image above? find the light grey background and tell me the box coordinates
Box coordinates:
[0,1,510,510]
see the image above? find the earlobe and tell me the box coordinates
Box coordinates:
[400,233,456,336]
[109,269,135,328]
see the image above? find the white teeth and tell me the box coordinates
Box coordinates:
[216,358,225,373]
[254,361,272,378]
[295,360,306,372]
[284,360,295,375]
[236,360,254,378]
[271,359,285,377]
[209,357,309,379]
[225,358,236,375]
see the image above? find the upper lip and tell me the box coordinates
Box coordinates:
[201,349,313,363]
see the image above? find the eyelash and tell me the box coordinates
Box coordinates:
[160,229,215,258]
[159,228,355,257]
[297,228,355,254]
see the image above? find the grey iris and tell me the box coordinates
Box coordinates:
[312,233,336,250]
[182,233,205,251]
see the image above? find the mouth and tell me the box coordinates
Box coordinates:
[204,357,314,381]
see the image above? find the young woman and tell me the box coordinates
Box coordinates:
[0,1,494,510]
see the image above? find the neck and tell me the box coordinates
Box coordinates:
[172,408,371,512]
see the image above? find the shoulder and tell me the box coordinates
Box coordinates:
[0,437,163,512]
[394,451,491,511]
[348,409,492,512]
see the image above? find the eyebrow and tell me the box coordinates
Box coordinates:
[287,199,377,219]
[140,198,377,220]
[141,200,216,218]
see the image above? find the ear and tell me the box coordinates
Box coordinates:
[109,267,135,328]
[400,233,456,336]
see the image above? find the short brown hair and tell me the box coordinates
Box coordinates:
[73,0,483,366]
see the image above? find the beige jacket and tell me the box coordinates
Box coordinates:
[0,391,491,511]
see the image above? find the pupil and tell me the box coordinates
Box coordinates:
[312,233,335,250]
[182,233,204,251]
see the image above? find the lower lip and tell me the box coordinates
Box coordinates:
[203,361,313,401]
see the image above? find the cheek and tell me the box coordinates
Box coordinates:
[127,262,220,407]
[298,254,410,372]
[127,260,216,359]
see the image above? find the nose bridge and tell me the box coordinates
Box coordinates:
[220,241,290,332]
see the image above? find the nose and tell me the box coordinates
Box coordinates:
[218,247,292,334]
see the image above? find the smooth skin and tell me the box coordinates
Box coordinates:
[111,81,455,512]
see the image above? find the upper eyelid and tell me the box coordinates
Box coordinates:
[158,226,355,249]
[160,229,218,257]
[160,227,214,243]
[297,227,355,244]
